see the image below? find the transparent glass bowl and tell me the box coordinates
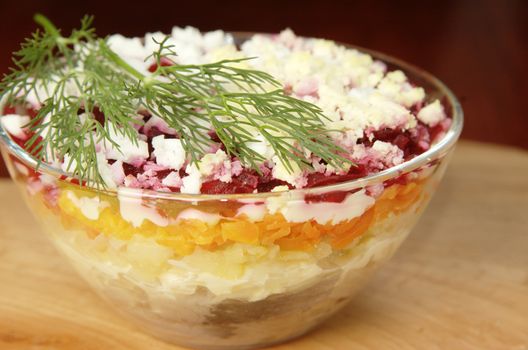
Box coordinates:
[0,36,462,350]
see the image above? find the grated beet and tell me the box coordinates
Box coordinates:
[155,169,173,179]
[92,107,106,125]
[2,105,17,115]
[3,97,450,198]
[302,166,367,203]
[201,170,259,194]
[256,179,291,193]
[122,163,143,177]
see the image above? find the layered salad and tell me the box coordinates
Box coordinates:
[0,17,453,350]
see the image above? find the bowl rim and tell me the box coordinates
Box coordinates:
[0,32,463,201]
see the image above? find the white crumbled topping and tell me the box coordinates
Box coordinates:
[180,164,202,194]
[161,171,183,188]
[246,134,276,162]
[107,34,146,59]
[342,90,417,134]
[107,35,150,76]
[198,150,230,177]
[152,135,186,170]
[7,27,448,194]
[203,30,232,51]
[96,153,118,189]
[417,99,446,126]
[103,124,149,165]
[101,28,445,192]
[144,32,176,55]
[109,160,126,184]
[377,70,425,107]
[271,156,306,188]
[325,161,352,176]
[22,73,80,106]
[180,150,235,193]
[160,27,234,65]
[370,141,404,168]
[1,114,30,139]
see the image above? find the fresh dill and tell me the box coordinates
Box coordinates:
[0,14,352,188]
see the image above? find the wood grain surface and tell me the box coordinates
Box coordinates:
[0,140,527,350]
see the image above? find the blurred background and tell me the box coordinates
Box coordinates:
[0,0,526,176]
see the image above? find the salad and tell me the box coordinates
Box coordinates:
[0,15,459,350]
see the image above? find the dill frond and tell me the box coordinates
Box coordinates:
[0,14,351,188]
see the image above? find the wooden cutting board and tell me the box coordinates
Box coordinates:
[1,141,527,350]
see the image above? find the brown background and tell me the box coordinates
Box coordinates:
[1,0,527,176]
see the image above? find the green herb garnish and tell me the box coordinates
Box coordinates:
[0,14,351,188]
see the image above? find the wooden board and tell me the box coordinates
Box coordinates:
[1,141,527,350]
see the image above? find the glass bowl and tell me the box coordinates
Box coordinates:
[0,34,463,350]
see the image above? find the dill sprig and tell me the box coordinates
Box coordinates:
[0,14,351,188]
